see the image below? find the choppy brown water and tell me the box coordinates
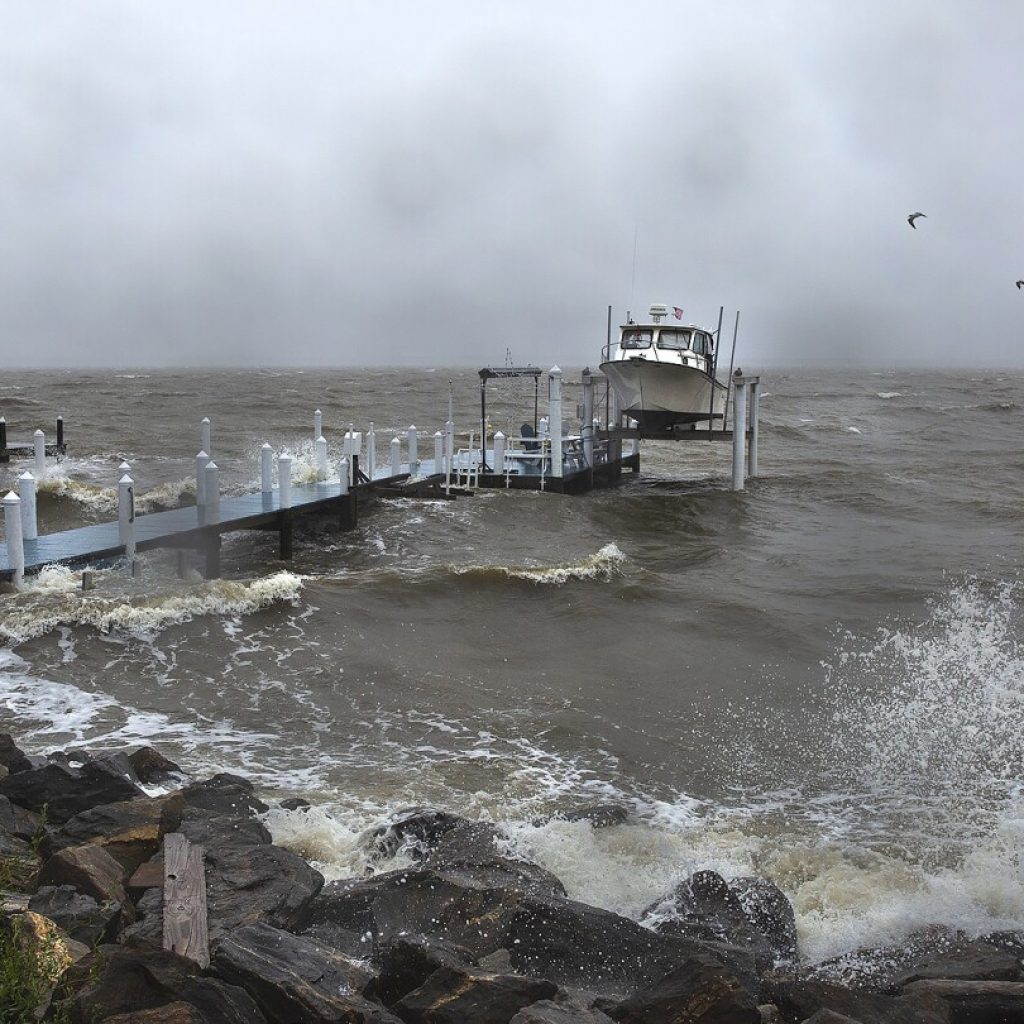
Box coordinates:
[2,366,1023,962]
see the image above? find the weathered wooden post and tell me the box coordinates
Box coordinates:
[407,426,418,476]
[17,472,37,541]
[731,374,748,492]
[433,431,443,475]
[314,408,322,442]
[367,423,376,482]
[315,436,328,481]
[204,462,219,515]
[56,416,64,450]
[390,436,401,477]
[195,451,210,506]
[118,474,136,560]
[748,380,760,478]
[3,492,24,588]
[278,455,292,508]
[33,430,45,478]
[493,432,506,478]
[201,417,211,456]
[548,366,563,480]
[260,443,273,493]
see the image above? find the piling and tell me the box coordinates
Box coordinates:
[0,418,6,457]
[260,444,273,493]
[205,535,221,579]
[118,474,136,559]
[581,370,595,469]
[195,451,210,506]
[493,432,506,476]
[33,430,45,478]
[314,409,322,442]
[390,436,401,477]
[407,426,418,475]
[204,462,220,516]
[367,424,376,482]
[56,416,64,450]
[749,381,760,478]
[3,492,25,588]
[278,455,292,508]
[344,430,361,486]
[201,417,211,455]
[17,472,37,541]
[731,377,748,491]
[315,436,328,481]
[548,367,563,479]
[338,458,349,496]
[434,431,444,474]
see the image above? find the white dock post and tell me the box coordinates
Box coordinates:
[17,472,37,541]
[548,366,563,479]
[201,417,211,455]
[278,455,292,508]
[390,436,401,477]
[748,381,760,478]
[204,461,219,515]
[493,431,506,477]
[195,451,210,506]
[118,460,131,479]
[314,408,322,442]
[731,376,748,491]
[315,435,328,481]
[343,428,361,486]
[33,430,45,478]
[433,431,444,475]
[260,443,273,493]
[3,492,25,588]
[407,425,418,475]
[581,371,595,468]
[367,423,376,482]
[118,474,136,559]
[338,457,350,495]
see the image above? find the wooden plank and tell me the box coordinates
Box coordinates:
[162,832,209,968]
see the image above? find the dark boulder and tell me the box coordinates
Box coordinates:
[392,965,557,1024]
[179,774,269,816]
[41,792,184,874]
[279,797,311,811]
[362,806,464,861]
[373,933,478,1006]
[605,955,761,1023]
[37,844,134,921]
[128,746,183,785]
[213,922,399,1024]
[510,1001,618,1023]
[29,884,122,946]
[765,977,950,1024]
[0,732,33,774]
[0,758,144,824]
[0,792,42,841]
[730,876,799,963]
[101,1003,207,1024]
[901,979,1024,1021]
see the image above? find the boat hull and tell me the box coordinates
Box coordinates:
[599,359,728,431]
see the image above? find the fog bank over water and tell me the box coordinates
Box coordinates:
[1,2,1021,368]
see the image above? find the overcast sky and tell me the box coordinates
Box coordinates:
[1,1,1021,368]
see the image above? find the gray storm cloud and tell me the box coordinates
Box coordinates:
[0,1,1021,368]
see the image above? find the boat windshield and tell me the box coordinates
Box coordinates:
[657,330,693,351]
[621,329,653,350]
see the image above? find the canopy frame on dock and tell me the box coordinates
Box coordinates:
[477,366,542,473]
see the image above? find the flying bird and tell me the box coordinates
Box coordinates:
[907,212,926,229]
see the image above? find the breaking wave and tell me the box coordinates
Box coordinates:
[449,543,628,584]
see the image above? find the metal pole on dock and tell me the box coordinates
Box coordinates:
[0,418,7,457]
[33,430,45,478]
[195,451,210,506]
[581,370,595,468]
[3,492,24,588]
[390,436,401,477]
[118,474,136,560]
[548,366,563,479]
[749,381,760,478]
[17,472,37,541]
[314,409,322,442]
[344,428,360,487]
[315,436,328,481]
[493,432,505,480]
[434,431,443,476]
[731,376,748,492]
[201,417,211,455]
[278,455,292,508]
[367,424,376,482]
[204,462,220,515]
[260,444,273,493]
[56,416,64,450]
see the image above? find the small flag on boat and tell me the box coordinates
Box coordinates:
[672,307,683,319]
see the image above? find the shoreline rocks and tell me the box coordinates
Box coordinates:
[1,730,1022,1023]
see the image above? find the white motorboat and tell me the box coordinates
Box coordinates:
[600,303,728,432]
